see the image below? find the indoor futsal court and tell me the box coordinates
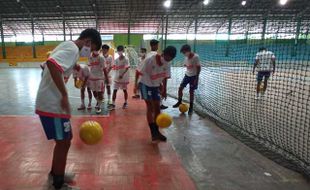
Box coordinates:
[0,0,310,190]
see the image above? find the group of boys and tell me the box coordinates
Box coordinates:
[35,28,201,189]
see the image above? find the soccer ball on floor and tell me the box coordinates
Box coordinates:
[156,113,173,128]
[79,121,103,145]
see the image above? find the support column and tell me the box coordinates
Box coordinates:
[42,32,45,44]
[262,16,267,42]
[193,14,198,53]
[70,31,72,40]
[127,12,131,45]
[164,15,168,49]
[0,17,6,59]
[161,16,164,51]
[225,17,232,57]
[31,18,36,58]
[63,15,66,41]
[292,17,302,56]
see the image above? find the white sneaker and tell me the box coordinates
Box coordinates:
[255,95,260,100]
[48,172,76,184]
[96,108,102,114]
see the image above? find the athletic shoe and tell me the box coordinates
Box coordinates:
[49,184,80,190]
[122,102,128,109]
[77,105,86,110]
[151,132,167,142]
[188,107,193,115]
[96,108,102,114]
[48,172,75,184]
[132,95,140,99]
[254,95,260,100]
[160,105,168,110]
[172,101,182,108]
[95,102,99,109]
[108,100,113,105]
[108,104,116,110]
[87,104,92,110]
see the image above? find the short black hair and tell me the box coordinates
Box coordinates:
[78,28,102,51]
[102,44,110,50]
[259,47,267,52]
[163,46,177,59]
[117,45,124,51]
[150,39,159,46]
[141,48,147,53]
[180,44,191,53]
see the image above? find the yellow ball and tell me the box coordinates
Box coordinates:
[75,80,84,89]
[156,113,173,128]
[79,121,103,145]
[179,103,189,113]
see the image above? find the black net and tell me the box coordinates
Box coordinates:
[166,16,310,176]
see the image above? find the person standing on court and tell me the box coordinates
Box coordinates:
[147,39,169,110]
[252,47,276,100]
[35,28,102,190]
[173,44,201,114]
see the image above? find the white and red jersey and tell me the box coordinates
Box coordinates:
[73,64,90,81]
[113,56,130,84]
[255,50,276,72]
[103,54,114,75]
[35,41,80,118]
[184,53,200,77]
[88,53,105,80]
[138,54,171,87]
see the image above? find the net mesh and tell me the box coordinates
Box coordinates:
[166,17,310,176]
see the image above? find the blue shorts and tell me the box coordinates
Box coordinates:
[139,83,161,101]
[257,71,271,82]
[180,75,198,91]
[39,116,72,140]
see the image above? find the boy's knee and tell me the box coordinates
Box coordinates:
[56,139,71,149]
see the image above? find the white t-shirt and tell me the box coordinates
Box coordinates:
[136,57,146,71]
[185,53,201,77]
[88,54,105,80]
[146,51,157,58]
[73,64,90,81]
[103,54,114,77]
[113,57,130,84]
[35,41,79,118]
[138,54,171,87]
[255,50,276,72]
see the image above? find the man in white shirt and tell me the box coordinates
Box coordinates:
[35,28,102,190]
[135,46,177,143]
[133,48,147,99]
[109,45,130,110]
[253,47,276,99]
[73,63,92,110]
[173,44,201,114]
[101,44,114,104]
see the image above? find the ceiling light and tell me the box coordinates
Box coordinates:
[279,0,288,5]
[203,0,209,5]
[241,1,246,6]
[163,0,171,8]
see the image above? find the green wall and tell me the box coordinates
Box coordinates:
[114,34,143,49]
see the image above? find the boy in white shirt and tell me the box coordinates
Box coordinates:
[35,28,102,190]
[253,47,276,99]
[101,44,114,104]
[135,46,177,143]
[73,64,92,110]
[110,45,130,110]
[133,48,147,99]
[173,44,201,114]
[88,51,109,114]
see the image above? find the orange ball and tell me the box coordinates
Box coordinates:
[156,113,173,128]
[79,121,103,145]
[179,103,189,113]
